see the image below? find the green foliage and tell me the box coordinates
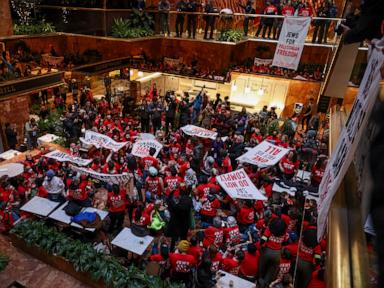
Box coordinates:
[128,9,154,31]
[219,29,243,42]
[281,119,297,139]
[267,119,280,135]
[10,220,183,288]
[0,254,9,272]
[37,111,65,137]
[111,18,154,39]
[13,21,56,35]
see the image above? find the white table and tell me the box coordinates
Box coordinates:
[48,201,72,224]
[111,228,154,255]
[0,150,21,160]
[71,207,109,232]
[0,163,24,178]
[216,270,256,288]
[20,196,60,217]
[38,133,60,145]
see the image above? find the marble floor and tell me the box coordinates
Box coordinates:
[0,235,89,288]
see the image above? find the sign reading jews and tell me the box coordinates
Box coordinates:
[272,17,311,70]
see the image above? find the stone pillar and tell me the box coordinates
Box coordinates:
[0,0,13,37]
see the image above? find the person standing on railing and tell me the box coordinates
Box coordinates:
[186,0,198,39]
[203,0,217,40]
[238,0,256,37]
[158,0,171,36]
[255,1,278,39]
[175,0,187,37]
[312,2,328,43]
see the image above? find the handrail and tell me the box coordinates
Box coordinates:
[326,106,369,288]
[38,5,345,21]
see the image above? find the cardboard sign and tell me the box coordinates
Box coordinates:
[217,169,267,200]
[70,165,131,185]
[272,17,311,70]
[181,125,218,140]
[237,141,290,167]
[317,43,384,240]
[131,139,163,158]
[44,150,92,166]
[80,130,128,152]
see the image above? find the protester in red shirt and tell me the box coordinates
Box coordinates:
[221,250,244,276]
[307,268,326,288]
[169,240,196,285]
[142,148,159,171]
[187,236,203,264]
[237,200,255,232]
[299,2,313,16]
[145,167,164,200]
[107,184,126,232]
[311,156,327,186]
[200,194,221,224]
[164,166,183,196]
[203,217,224,247]
[282,1,295,16]
[239,244,260,281]
[223,216,241,246]
[279,151,300,179]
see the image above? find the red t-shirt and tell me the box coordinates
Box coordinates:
[203,226,224,247]
[223,226,241,245]
[164,175,182,195]
[210,252,223,272]
[200,198,221,217]
[282,5,295,16]
[299,243,322,263]
[37,186,48,198]
[146,176,162,196]
[262,228,289,250]
[311,166,324,184]
[196,183,214,199]
[132,208,150,226]
[107,192,126,213]
[280,156,299,175]
[68,188,88,201]
[284,242,299,258]
[221,257,240,275]
[307,270,326,288]
[240,250,260,277]
[169,253,196,273]
[237,206,255,225]
[299,7,312,16]
[143,156,159,170]
[220,157,233,174]
[276,258,291,281]
[187,245,203,264]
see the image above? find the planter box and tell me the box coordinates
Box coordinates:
[9,234,105,288]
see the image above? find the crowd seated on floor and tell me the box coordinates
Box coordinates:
[1,85,327,288]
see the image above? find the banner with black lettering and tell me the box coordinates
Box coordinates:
[217,169,267,200]
[44,150,92,166]
[272,17,311,70]
[131,139,163,158]
[237,141,290,167]
[181,125,218,140]
[317,42,384,240]
[80,130,128,152]
[70,165,131,185]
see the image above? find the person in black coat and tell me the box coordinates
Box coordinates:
[5,123,17,150]
[166,185,192,250]
[165,92,177,133]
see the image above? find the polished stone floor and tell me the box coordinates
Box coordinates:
[0,235,89,288]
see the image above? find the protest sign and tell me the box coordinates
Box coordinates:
[181,125,218,140]
[137,133,156,140]
[254,57,273,66]
[317,43,384,240]
[131,139,163,158]
[80,130,128,152]
[237,140,290,167]
[70,165,131,185]
[217,169,267,200]
[44,150,92,166]
[272,17,311,70]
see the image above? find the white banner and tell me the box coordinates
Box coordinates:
[272,17,311,70]
[44,150,92,166]
[131,139,163,158]
[70,165,131,185]
[136,133,156,140]
[317,43,384,240]
[217,169,267,200]
[254,57,273,66]
[164,57,182,68]
[80,130,128,152]
[237,140,290,167]
[181,125,218,140]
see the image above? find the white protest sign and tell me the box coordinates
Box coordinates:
[317,43,384,240]
[254,57,273,66]
[237,140,290,167]
[272,17,311,70]
[181,125,218,140]
[137,133,156,140]
[80,130,128,152]
[44,150,92,166]
[217,169,267,200]
[131,139,163,158]
[70,165,131,185]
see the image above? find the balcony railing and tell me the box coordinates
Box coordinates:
[37,5,343,47]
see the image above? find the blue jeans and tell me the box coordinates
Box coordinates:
[192,108,200,124]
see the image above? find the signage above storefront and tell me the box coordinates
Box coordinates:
[0,72,64,98]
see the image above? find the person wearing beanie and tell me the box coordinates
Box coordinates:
[221,249,245,276]
[294,227,322,288]
[205,244,223,273]
[223,216,241,246]
[169,240,196,285]
[199,193,221,225]
[144,166,164,200]
[258,218,288,288]
[164,167,183,197]
[237,199,255,233]
[203,216,224,247]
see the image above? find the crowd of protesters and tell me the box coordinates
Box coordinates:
[0,84,327,288]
